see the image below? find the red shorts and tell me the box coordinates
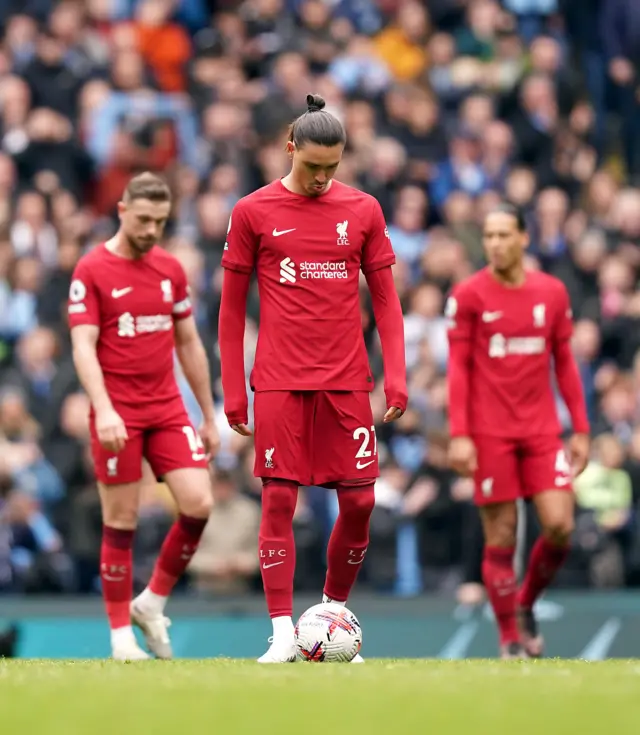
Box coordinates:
[253,391,378,486]
[90,401,208,485]
[473,434,572,506]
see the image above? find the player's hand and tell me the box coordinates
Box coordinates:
[383,406,404,423]
[95,406,128,454]
[448,437,478,478]
[199,419,221,460]
[568,433,590,478]
[231,423,252,437]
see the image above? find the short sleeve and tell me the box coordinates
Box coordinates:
[67,258,100,328]
[172,261,193,321]
[361,198,396,274]
[221,199,258,274]
[553,283,573,343]
[445,283,476,342]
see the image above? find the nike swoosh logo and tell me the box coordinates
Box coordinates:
[112,287,133,299]
[356,460,375,470]
[347,559,365,565]
[192,453,207,461]
[482,311,502,322]
[272,228,296,237]
[262,561,284,569]
[102,574,125,582]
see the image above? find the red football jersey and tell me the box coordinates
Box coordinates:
[446,268,573,438]
[67,243,192,420]
[221,179,395,392]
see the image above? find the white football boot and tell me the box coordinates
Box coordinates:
[130,598,173,660]
[258,636,297,663]
[111,627,151,661]
[258,616,297,663]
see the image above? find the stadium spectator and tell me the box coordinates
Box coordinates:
[188,469,260,594]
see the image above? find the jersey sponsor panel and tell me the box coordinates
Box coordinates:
[446,268,573,438]
[221,180,394,392]
[68,243,192,412]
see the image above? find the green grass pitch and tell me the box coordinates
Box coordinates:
[2,659,639,734]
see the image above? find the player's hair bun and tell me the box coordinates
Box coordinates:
[306,94,326,113]
[287,93,345,147]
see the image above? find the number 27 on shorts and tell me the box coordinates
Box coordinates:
[353,425,376,470]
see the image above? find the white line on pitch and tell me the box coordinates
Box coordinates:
[578,618,622,661]
[439,622,479,659]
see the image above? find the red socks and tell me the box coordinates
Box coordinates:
[101,516,207,630]
[259,482,376,617]
[259,480,298,618]
[149,514,208,596]
[324,486,375,602]
[258,482,375,617]
[484,540,570,646]
[482,546,519,645]
[518,537,569,610]
[101,525,134,629]
[483,538,569,647]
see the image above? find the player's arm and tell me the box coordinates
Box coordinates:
[552,286,590,477]
[218,269,252,435]
[445,286,478,477]
[174,315,220,457]
[70,325,110,413]
[364,267,408,421]
[68,270,127,454]
[70,325,128,454]
[362,198,407,422]
[218,201,257,437]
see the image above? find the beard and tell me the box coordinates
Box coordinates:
[126,232,155,256]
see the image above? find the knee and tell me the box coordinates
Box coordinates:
[481,509,517,548]
[261,479,298,525]
[100,494,138,530]
[173,475,214,518]
[179,490,214,520]
[336,485,376,523]
[104,515,137,531]
[542,517,574,546]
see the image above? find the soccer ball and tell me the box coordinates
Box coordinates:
[294,602,362,662]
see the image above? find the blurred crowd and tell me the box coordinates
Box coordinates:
[0,0,640,601]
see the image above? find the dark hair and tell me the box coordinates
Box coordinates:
[287,94,346,148]
[123,172,171,204]
[487,201,526,232]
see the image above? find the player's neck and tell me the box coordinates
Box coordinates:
[489,265,526,288]
[105,233,139,260]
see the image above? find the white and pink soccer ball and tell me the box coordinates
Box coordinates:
[294,602,362,663]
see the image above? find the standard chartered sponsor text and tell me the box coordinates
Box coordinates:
[300,261,348,279]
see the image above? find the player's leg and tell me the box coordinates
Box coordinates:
[518,440,574,657]
[323,479,375,604]
[322,478,374,664]
[253,391,308,663]
[478,502,521,657]
[474,436,524,658]
[319,390,377,603]
[131,422,212,659]
[315,392,377,663]
[257,477,299,662]
[92,427,148,660]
